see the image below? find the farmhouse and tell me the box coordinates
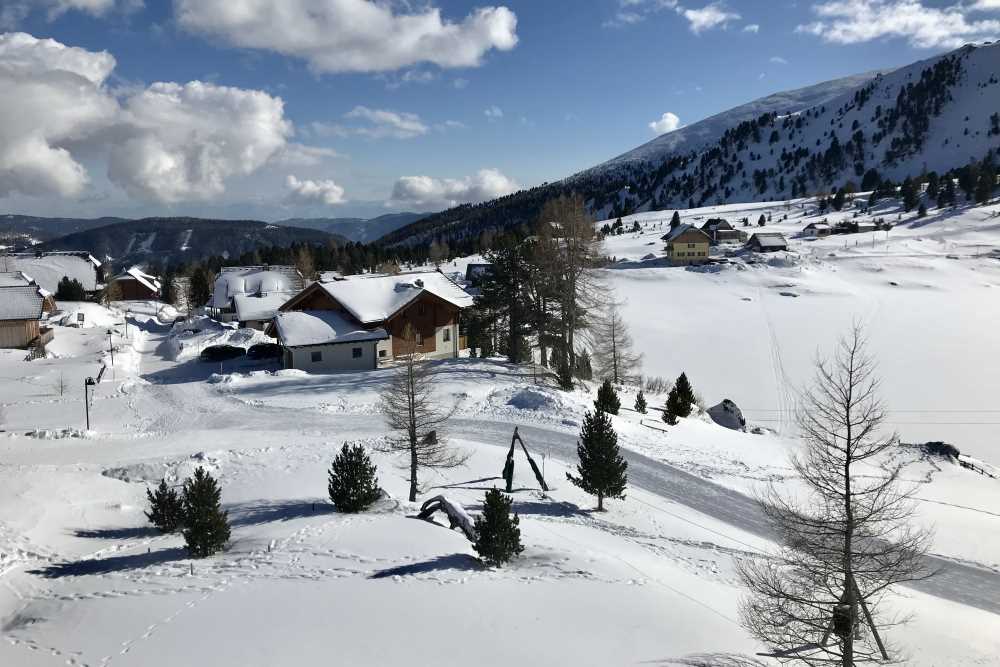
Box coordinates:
[1,252,103,295]
[746,232,789,253]
[0,285,51,350]
[209,266,303,325]
[700,219,746,244]
[270,271,473,372]
[662,224,711,265]
[803,222,832,238]
[108,267,161,300]
[0,272,56,312]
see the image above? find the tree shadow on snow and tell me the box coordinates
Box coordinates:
[430,476,536,493]
[369,553,481,579]
[226,498,333,527]
[642,653,768,667]
[28,547,187,579]
[509,500,587,518]
[72,526,160,540]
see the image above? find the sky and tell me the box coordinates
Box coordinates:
[2,0,999,221]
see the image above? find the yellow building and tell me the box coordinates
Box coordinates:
[661,224,712,265]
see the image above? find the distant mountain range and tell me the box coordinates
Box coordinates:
[272,212,427,243]
[0,214,130,243]
[381,42,1000,248]
[32,217,344,268]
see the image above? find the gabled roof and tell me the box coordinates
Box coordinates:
[805,222,831,229]
[272,310,388,348]
[5,254,100,292]
[233,292,294,322]
[701,218,734,231]
[748,232,788,248]
[661,224,711,243]
[120,266,161,293]
[302,271,473,325]
[0,271,32,288]
[0,285,44,321]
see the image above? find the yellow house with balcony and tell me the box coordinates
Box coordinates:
[661,224,712,265]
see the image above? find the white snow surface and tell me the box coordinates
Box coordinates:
[272,310,388,347]
[316,270,473,324]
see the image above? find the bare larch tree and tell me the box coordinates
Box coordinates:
[379,325,467,502]
[737,327,932,666]
[587,295,641,385]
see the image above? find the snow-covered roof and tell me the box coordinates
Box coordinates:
[4,254,100,292]
[122,267,161,293]
[0,271,32,288]
[272,310,388,348]
[749,233,788,248]
[210,266,302,309]
[0,285,44,321]
[805,222,831,230]
[661,224,710,243]
[316,271,474,324]
[233,292,294,322]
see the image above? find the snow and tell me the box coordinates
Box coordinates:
[3,254,101,292]
[316,271,474,324]
[272,310,388,347]
[232,292,293,323]
[1,198,999,666]
[209,267,301,310]
[0,285,44,320]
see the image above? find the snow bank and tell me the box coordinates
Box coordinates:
[165,316,271,362]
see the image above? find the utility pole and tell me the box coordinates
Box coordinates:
[107,329,114,366]
[84,377,95,430]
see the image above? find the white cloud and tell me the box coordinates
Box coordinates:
[1,0,140,27]
[388,168,519,209]
[604,0,677,27]
[682,2,741,33]
[797,0,1000,49]
[453,77,470,89]
[175,0,518,74]
[274,143,340,167]
[108,81,291,203]
[743,23,760,32]
[770,55,788,64]
[484,105,504,120]
[649,111,682,135]
[0,32,118,197]
[286,174,346,206]
[339,106,429,139]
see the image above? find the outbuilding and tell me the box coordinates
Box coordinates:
[803,222,832,238]
[746,232,789,253]
[0,285,50,349]
[271,310,388,372]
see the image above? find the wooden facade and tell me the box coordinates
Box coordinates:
[385,291,457,357]
[0,319,40,349]
[112,277,159,301]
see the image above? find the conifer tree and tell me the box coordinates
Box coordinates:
[594,379,621,415]
[328,443,382,513]
[145,479,183,533]
[566,410,627,511]
[663,386,681,425]
[901,177,919,211]
[675,372,696,410]
[634,390,647,414]
[918,202,928,218]
[757,214,766,226]
[181,467,231,558]
[473,488,524,567]
[663,372,695,424]
[557,358,574,390]
[670,210,681,228]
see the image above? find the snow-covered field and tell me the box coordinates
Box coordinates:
[2,199,1000,665]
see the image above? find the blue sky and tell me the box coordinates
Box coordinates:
[1,0,997,220]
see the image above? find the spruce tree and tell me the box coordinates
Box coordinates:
[663,386,681,425]
[557,358,574,390]
[594,379,621,415]
[145,479,183,533]
[670,210,681,228]
[901,177,919,211]
[757,214,766,226]
[328,443,382,513]
[634,390,647,414]
[473,488,524,567]
[181,467,231,558]
[674,372,696,415]
[566,410,628,511]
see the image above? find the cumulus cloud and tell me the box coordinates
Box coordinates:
[682,2,741,33]
[388,168,519,209]
[484,105,504,120]
[286,174,346,205]
[0,31,297,204]
[0,32,118,197]
[649,112,682,135]
[797,0,1000,49]
[175,0,519,74]
[344,106,429,139]
[108,81,291,203]
[1,0,139,27]
[603,0,677,27]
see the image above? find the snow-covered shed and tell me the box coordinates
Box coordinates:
[233,292,293,331]
[0,285,50,349]
[272,270,472,371]
[271,310,388,372]
[209,266,303,323]
[746,232,789,253]
[803,222,832,238]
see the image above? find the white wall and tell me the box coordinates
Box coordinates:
[286,341,378,372]
[421,323,459,360]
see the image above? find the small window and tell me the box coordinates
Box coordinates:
[416,332,423,345]
[379,349,388,358]
[352,347,362,359]
[443,328,451,342]
[311,351,322,363]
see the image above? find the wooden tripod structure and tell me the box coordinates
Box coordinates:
[758,573,889,661]
[502,427,549,493]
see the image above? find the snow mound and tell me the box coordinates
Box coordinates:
[507,388,557,411]
[707,399,747,431]
[165,316,272,362]
[24,428,92,439]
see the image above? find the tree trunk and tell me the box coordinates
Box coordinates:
[597,493,603,512]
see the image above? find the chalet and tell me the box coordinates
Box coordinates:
[851,221,879,234]
[108,267,161,300]
[661,224,711,265]
[209,266,303,325]
[746,232,789,253]
[803,222,832,238]
[0,272,56,312]
[1,252,103,295]
[270,271,473,372]
[0,285,51,350]
[700,218,745,244]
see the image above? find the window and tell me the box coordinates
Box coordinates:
[443,328,451,342]
[379,349,388,358]
[352,347,363,359]
[688,243,695,248]
[416,332,423,345]
[310,351,322,363]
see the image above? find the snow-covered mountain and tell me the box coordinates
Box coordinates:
[382,42,1000,248]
